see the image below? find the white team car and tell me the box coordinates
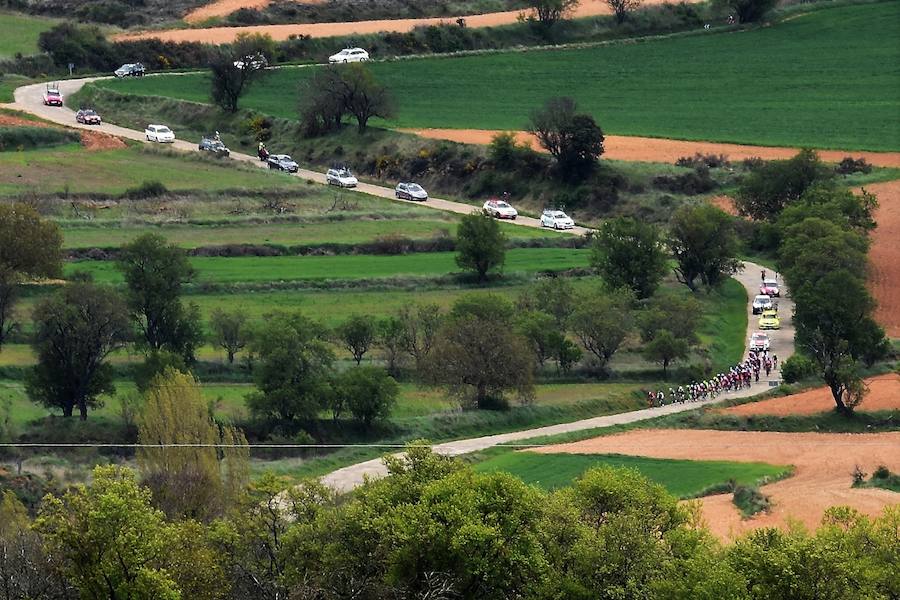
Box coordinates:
[749,331,770,352]
[144,124,175,143]
[483,199,518,220]
[328,48,369,63]
[540,209,575,230]
[751,294,774,315]
[395,182,428,201]
[326,168,358,188]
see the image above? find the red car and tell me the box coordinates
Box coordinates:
[75,109,101,125]
[42,84,63,107]
[760,278,780,297]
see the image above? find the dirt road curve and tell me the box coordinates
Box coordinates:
[319,261,794,492]
[406,128,900,168]
[533,429,900,540]
[117,0,672,43]
[6,78,591,236]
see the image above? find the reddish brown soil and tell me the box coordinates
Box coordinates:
[0,114,42,127]
[533,429,900,540]
[709,195,738,215]
[723,374,900,417]
[1,112,125,151]
[184,0,284,23]
[405,129,900,168]
[865,180,900,337]
[117,0,673,43]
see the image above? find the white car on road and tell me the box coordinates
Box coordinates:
[395,182,427,201]
[540,209,575,229]
[144,124,175,143]
[749,332,771,352]
[483,199,518,220]
[329,48,369,63]
[327,168,358,188]
[752,294,774,315]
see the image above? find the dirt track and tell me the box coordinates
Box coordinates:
[117,0,669,43]
[406,128,900,168]
[532,429,900,539]
[722,374,900,417]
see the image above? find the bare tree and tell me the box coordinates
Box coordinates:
[209,47,264,113]
[606,0,642,23]
[525,0,581,28]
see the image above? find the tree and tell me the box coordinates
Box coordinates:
[25,282,130,420]
[517,276,576,327]
[668,204,742,291]
[134,350,188,394]
[591,217,668,299]
[397,303,443,369]
[246,312,334,424]
[529,96,604,179]
[735,149,832,220]
[209,308,248,364]
[232,31,276,64]
[0,203,63,353]
[777,183,877,235]
[637,293,701,343]
[298,67,346,137]
[570,286,634,372]
[516,310,563,368]
[717,0,779,23]
[376,316,406,376]
[337,366,399,427]
[336,315,376,365]
[209,46,263,113]
[336,63,396,133]
[456,211,507,281]
[606,0,641,23]
[642,329,689,378]
[525,0,581,28]
[138,368,249,520]
[778,217,869,289]
[34,465,181,600]
[117,233,202,362]
[423,295,534,409]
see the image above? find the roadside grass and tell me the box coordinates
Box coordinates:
[472,450,790,496]
[695,278,748,372]
[0,75,35,103]
[853,466,900,493]
[95,1,900,151]
[0,12,57,58]
[65,247,592,284]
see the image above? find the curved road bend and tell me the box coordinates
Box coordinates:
[7,78,592,236]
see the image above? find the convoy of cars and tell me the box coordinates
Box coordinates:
[114,63,145,77]
[75,108,101,125]
[267,154,299,172]
[145,124,175,143]
[483,199,518,220]
[540,209,574,230]
[327,168,358,188]
[328,48,370,63]
[42,84,63,106]
[395,182,428,201]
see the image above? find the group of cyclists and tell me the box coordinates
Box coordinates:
[646,350,779,408]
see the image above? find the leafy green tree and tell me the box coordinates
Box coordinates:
[117,233,202,363]
[606,0,641,23]
[133,350,187,394]
[424,294,534,409]
[591,217,668,299]
[517,276,577,327]
[209,308,248,364]
[25,282,130,420]
[642,329,689,378]
[138,369,249,520]
[637,293,701,343]
[336,315,377,365]
[525,0,581,28]
[669,204,742,291]
[456,211,507,281]
[246,312,334,424]
[376,316,406,375]
[337,366,399,427]
[570,286,634,372]
[516,310,563,368]
[777,184,877,234]
[232,31,276,63]
[529,96,604,179]
[209,46,263,113]
[0,203,63,353]
[735,149,832,220]
[35,465,181,600]
[298,67,346,137]
[777,217,869,288]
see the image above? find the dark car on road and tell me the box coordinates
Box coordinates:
[75,109,101,125]
[114,63,145,78]
[198,136,230,157]
[267,154,298,173]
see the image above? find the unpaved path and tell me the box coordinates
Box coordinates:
[866,179,900,337]
[318,261,794,493]
[532,429,900,539]
[405,128,900,168]
[722,374,900,417]
[117,0,671,43]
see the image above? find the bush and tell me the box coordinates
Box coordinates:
[124,180,169,200]
[835,156,872,175]
[675,153,730,169]
[780,354,816,383]
[0,127,80,151]
[652,166,717,195]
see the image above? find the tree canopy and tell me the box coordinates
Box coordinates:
[591,216,668,299]
[456,211,507,281]
[668,204,741,292]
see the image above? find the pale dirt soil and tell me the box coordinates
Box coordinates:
[405,128,900,168]
[0,113,125,151]
[532,429,900,540]
[117,0,675,43]
[865,179,900,337]
[184,0,285,23]
[722,374,900,417]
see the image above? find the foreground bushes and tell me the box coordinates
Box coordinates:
[0,127,80,151]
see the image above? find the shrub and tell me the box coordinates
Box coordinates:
[835,156,872,175]
[652,166,717,195]
[0,127,80,151]
[732,484,770,516]
[124,181,169,200]
[675,153,730,169]
[780,354,816,383]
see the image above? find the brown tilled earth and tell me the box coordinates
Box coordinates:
[865,179,900,337]
[184,0,283,23]
[532,429,900,540]
[0,113,125,151]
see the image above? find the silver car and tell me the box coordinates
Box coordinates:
[395,182,428,201]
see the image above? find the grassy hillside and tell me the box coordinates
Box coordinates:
[97,1,900,151]
[0,12,57,58]
[474,450,790,496]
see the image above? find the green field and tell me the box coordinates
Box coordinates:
[66,247,591,284]
[97,2,900,151]
[0,12,57,58]
[474,450,790,496]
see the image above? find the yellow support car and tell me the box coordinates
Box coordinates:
[758,309,781,330]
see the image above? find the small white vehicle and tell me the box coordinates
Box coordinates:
[234,53,268,70]
[483,199,518,220]
[326,168,358,188]
[395,182,428,201]
[328,48,369,63]
[749,332,771,352]
[144,124,175,143]
[751,294,774,315]
[540,209,575,230]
